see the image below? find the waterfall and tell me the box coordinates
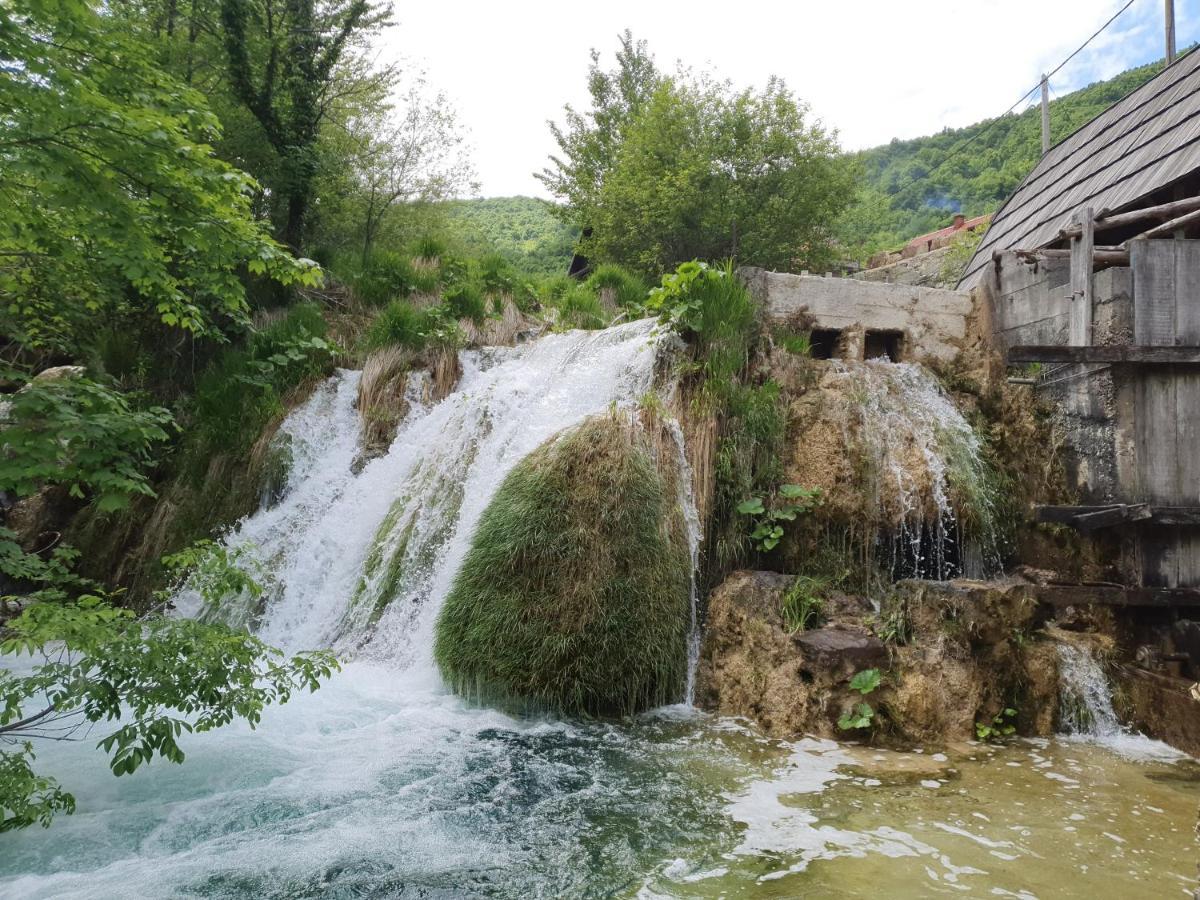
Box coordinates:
[828,360,1001,580]
[666,418,704,705]
[177,320,702,693]
[1055,642,1123,738]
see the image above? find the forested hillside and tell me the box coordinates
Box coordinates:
[840,58,1169,258]
[445,197,577,276]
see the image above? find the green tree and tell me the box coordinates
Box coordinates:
[0,527,336,832]
[316,78,477,265]
[556,72,855,276]
[536,29,660,224]
[0,0,319,360]
[217,0,389,249]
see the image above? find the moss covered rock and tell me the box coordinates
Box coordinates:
[434,411,692,716]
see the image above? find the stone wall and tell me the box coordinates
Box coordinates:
[740,267,973,362]
[853,245,957,288]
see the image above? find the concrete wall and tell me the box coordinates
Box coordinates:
[740,267,973,362]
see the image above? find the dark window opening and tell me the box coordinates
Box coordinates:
[865,329,905,361]
[809,328,842,360]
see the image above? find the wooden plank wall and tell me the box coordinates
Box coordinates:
[1130,239,1200,586]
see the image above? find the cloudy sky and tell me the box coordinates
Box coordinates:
[377,0,1196,198]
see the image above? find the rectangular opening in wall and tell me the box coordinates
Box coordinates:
[809,328,842,360]
[865,330,905,361]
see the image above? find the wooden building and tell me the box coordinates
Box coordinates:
[960,48,1200,599]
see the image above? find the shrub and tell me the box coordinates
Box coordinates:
[188,303,333,460]
[478,252,518,295]
[556,284,607,330]
[363,299,435,351]
[410,234,448,261]
[646,260,756,389]
[443,281,488,324]
[434,413,692,716]
[585,264,648,308]
[353,252,417,306]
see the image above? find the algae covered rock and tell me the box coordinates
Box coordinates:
[434,411,692,716]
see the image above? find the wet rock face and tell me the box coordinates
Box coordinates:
[697,571,1065,745]
[696,571,886,738]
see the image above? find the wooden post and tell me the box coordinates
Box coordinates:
[1069,206,1094,345]
[1040,74,1050,156]
[1166,0,1177,64]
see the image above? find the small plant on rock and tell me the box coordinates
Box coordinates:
[838,668,882,733]
[975,707,1018,742]
[737,484,822,551]
[782,575,827,633]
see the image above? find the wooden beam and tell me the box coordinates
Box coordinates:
[1142,507,1200,526]
[1070,206,1094,345]
[1008,344,1200,364]
[1060,195,1200,239]
[1014,248,1129,265]
[1034,503,1200,530]
[1035,504,1150,530]
[1033,584,1200,607]
[1129,207,1200,241]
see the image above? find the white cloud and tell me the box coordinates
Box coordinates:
[376,0,1193,197]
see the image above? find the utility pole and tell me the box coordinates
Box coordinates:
[1166,0,1177,64]
[1041,74,1050,156]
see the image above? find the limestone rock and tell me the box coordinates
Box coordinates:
[794,626,886,679]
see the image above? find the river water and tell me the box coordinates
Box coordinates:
[0,665,1195,898]
[2,324,1196,897]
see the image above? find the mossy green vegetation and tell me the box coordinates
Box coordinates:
[434,412,692,716]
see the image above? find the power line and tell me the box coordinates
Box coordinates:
[922,0,1141,182]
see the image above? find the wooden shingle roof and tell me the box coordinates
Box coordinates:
[958,49,1200,289]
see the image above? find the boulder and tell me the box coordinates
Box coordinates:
[795,625,886,679]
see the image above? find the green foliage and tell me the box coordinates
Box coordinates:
[737,484,822,552]
[352,252,420,306]
[838,59,1168,258]
[218,0,387,248]
[0,532,337,830]
[444,198,577,277]
[186,303,333,465]
[555,285,608,330]
[774,328,812,356]
[838,702,876,732]
[443,282,488,324]
[647,261,757,391]
[0,374,173,512]
[781,575,827,633]
[585,264,648,309]
[411,235,449,261]
[837,668,882,732]
[434,414,691,716]
[938,227,984,285]
[850,668,882,694]
[0,745,75,832]
[542,37,855,276]
[976,707,1018,742]
[0,0,320,357]
[159,539,265,611]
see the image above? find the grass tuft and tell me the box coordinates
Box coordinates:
[434,412,692,716]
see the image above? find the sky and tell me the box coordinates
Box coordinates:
[376,0,1197,199]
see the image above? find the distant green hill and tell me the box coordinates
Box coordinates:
[444,196,578,276]
[840,57,1173,259]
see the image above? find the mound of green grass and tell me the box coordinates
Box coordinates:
[434,412,692,716]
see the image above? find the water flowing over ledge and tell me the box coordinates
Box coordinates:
[176,320,668,666]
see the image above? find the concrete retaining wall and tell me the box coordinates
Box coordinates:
[740,267,973,362]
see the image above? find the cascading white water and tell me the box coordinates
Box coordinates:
[179,319,683,674]
[828,360,1000,580]
[1055,642,1123,738]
